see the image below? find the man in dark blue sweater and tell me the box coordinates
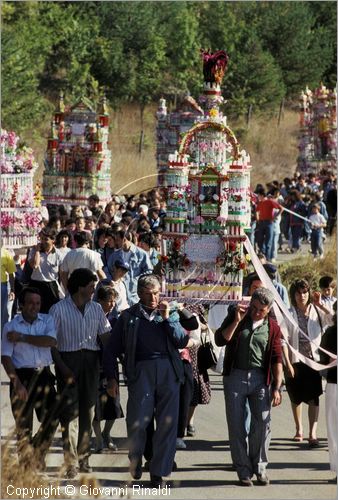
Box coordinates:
[103,274,189,487]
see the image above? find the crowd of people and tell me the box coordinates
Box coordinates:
[252,171,336,261]
[1,169,337,488]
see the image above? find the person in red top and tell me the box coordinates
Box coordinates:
[255,188,283,261]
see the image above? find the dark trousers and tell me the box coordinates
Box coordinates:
[10,367,59,460]
[290,225,303,250]
[29,280,59,314]
[55,350,100,465]
[177,361,194,438]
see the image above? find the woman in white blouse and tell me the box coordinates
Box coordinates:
[285,279,332,446]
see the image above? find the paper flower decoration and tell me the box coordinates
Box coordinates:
[217,241,248,276]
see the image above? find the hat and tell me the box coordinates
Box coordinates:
[114,259,130,271]
[263,263,277,278]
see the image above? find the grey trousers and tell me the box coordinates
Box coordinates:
[127,358,180,477]
[223,368,271,480]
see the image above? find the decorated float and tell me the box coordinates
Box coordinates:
[42,94,111,209]
[156,50,252,303]
[297,83,337,175]
[1,129,41,249]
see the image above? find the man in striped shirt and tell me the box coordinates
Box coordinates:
[50,269,111,479]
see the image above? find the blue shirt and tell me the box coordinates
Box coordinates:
[2,313,56,368]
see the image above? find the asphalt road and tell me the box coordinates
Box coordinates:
[1,369,337,500]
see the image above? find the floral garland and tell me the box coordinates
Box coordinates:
[1,129,38,174]
[158,238,191,272]
[1,210,41,232]
[216,240,248,275]
[179,121,239,160]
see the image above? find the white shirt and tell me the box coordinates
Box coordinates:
[111,279,129,312]
[309,213,326,230]
[60,247,104,276]
[2,313,56,368]
[28,248,63,282]
[57,247,72,260]
[49,296,111,351]
[140,305,157,322]
[252,319,264,330]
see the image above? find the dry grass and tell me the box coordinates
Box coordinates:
[24,103,299,196]
[236,109,299,187]
[279,232,337,290]
[1,441,52,499]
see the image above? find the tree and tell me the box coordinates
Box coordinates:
[256,2,336,96]
[1,2,54,131]
[225,31,286,116]
[157,2,201,105]
[94,2,167,129]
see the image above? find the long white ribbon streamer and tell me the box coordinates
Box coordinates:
[281,206,313,224]
[244,236,337,371]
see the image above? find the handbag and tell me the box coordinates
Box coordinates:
[197,328,218,371]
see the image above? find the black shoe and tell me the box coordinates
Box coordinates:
[186,424,196,437]
[145,460,176,473]
[256,473,269,485]
[79,460,92,473]
[150,474,165,488]
[239,477,253,487]
[130,460,142,480]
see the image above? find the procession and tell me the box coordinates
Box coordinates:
[1,2,337,499]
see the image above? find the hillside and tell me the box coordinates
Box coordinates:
[27,104,299,196]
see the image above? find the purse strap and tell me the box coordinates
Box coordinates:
[200,325,212,346]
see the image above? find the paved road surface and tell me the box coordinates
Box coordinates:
[1,369,336,500]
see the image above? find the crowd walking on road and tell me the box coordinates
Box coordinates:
[1,171,337,487]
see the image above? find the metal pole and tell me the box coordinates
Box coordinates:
[138,130,144,154]
[246,104,253,129]
[278,98,285,126]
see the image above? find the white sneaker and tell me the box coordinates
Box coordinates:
[176,438,187,449]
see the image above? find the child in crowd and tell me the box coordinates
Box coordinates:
[93,286,124,452]
[319,276,337,315]
[309,204,326,258]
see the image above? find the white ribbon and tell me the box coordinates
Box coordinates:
[281,206,313,224]
[244,236,337,371]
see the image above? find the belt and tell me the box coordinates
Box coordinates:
[136,353,169,361]
[16,366,46,372]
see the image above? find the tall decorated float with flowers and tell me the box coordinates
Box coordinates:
[1,130,41,249]
[42,94,111,209]
[156,50,252,303]
[297,83,337,176]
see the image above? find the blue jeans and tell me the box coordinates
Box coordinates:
[1,282,9,333]
[223,369,271,480]
[290,225,303,250]
[311,229,323,256]
[256,221,274,260]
